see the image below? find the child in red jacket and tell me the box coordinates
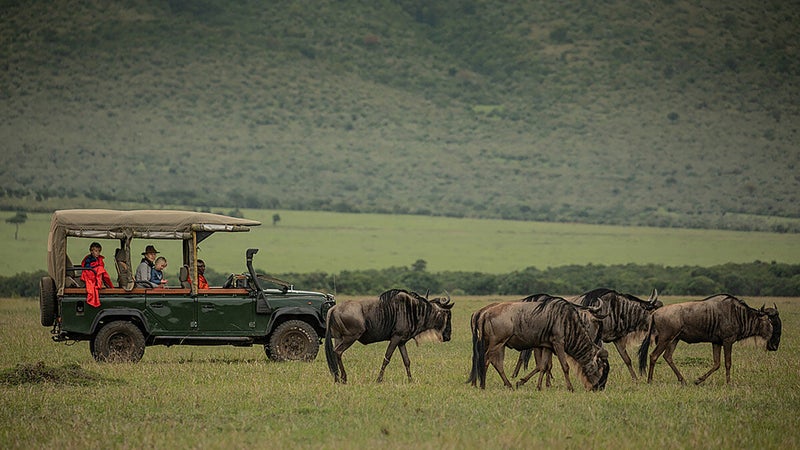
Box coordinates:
[81,242,113,306]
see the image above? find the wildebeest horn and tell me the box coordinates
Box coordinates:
[648,288,658,303]
[425,289,430,299]
[588,303,607,319]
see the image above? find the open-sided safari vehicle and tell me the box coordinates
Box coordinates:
[40,209,335,363]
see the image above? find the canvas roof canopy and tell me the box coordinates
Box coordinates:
[48,209,261,295]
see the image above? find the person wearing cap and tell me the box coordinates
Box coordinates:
[135,245,160,288]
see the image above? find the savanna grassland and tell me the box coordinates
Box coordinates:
[1,295,798,449]
[2,209,800,277]
[1,1,799,231]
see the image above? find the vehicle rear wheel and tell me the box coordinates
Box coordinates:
[92,321,145,363]
[39,277,57,326]
[265,320,319,362]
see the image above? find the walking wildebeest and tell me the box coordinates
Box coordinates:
[324,289,454,384]
[638,294,781,385]
[471,296,610,391]
[511,289,660,382]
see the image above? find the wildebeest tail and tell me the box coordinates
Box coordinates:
[637,316,654,375]
[467,311,481,384]
[475,315,489,388]
[519,348,533,373]
[324,316,339,381]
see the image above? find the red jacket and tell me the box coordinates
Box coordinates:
[80,254,113,307]
[188,274,209,289]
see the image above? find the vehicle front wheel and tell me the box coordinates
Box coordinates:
[265,320,319,362]
[92,321,145,363]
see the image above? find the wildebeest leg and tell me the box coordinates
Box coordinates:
[647,337,674,383]
[333,338,358,384]
[542,348,553,387]
[613,340,638,381]
[486,343,513,389]
[660,339,686,385]
[398,343,413,382]
[376,337,402,383]
[695,343,723,385]
[723,342,733,384]
[552,344,574,392]
[511,349,529,378]
[516,348,551,390]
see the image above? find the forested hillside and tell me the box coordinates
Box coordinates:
[1,0,798,231]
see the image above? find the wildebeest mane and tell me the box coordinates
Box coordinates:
[577,288,616,305]
[379,288,426,303]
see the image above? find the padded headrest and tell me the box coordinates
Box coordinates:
[179,265,189,282]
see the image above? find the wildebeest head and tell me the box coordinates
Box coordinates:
[643,288,664,310]
[760,304,782,351]
[584,346,610,391]
[419,293,454,343]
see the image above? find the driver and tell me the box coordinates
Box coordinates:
[188,259,209,289]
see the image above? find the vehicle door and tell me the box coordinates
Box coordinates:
[196,289,257,334]
[145,290,197,335]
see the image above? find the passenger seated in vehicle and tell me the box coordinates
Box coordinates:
[148,256,168,288]
[80,242,113,307]
[187,259,209,289]
[81,242,113,289]
[135,245,159,287]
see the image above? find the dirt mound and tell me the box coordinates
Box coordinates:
[0,361,106,386]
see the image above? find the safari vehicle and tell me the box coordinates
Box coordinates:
[40,209,335,363]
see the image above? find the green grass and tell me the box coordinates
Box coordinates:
[1,209,799,278]
[1,295,798,449]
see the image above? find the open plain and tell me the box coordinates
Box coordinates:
[1,295,797,449]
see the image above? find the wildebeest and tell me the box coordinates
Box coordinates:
[511,289,661,382]
[324,289,454,384]
[573,288,662,380]
[638,294,781,384]
[471,296,610,391]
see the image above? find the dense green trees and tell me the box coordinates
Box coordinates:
[4,261,797,299]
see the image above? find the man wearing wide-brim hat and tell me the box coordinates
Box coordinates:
[135,245,160,287]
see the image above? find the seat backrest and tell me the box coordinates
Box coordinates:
[115,248,134,290]
[179,265,190,288]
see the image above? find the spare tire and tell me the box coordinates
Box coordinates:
[40,276,57,326]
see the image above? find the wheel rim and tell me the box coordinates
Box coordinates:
[107,332,135,358]
[279,330,310,359]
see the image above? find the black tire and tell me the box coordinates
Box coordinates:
[265,320,319,362]
[39,277,57,326]
[92,321,146,363]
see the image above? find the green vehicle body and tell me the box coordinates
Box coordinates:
[40,209,335,363]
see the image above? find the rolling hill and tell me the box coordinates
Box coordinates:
[1,0,798,231]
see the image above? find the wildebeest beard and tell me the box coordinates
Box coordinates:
[765,307,782,351]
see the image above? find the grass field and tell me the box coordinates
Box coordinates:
[1,295,798,449]
[1,209,799,278]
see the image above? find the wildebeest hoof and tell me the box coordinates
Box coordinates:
[515,381,524,389]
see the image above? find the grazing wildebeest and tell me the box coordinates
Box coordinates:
[324,289,454,384]
[571,288,662,380]
[504,293,606,387]
[511,289,659,381]
[638,294,781,385]
[472,296,610,391]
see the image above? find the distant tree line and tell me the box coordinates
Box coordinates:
[271,260,800,297]
[2,261,798,299]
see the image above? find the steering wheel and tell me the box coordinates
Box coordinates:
[223,273,236,289]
